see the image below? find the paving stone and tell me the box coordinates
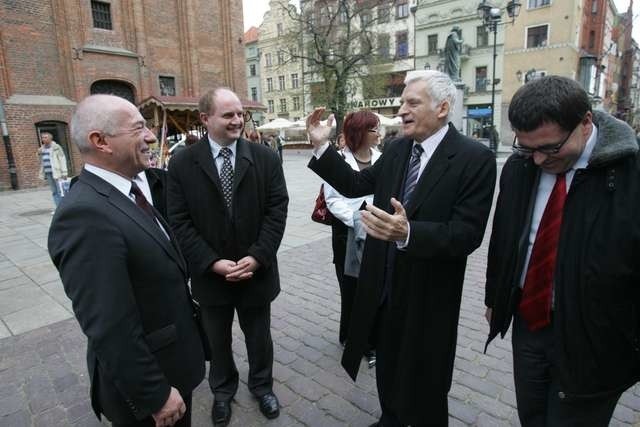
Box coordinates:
[33,406,68,427]
[0,392,26,417]
[286,374,329,402]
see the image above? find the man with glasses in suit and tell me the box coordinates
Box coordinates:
[485,75,640,426]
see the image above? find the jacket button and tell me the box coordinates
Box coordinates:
[558,391,566,399]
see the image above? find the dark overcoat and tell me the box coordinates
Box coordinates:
[48,169,206,424]
[309,124,496,423]
[485,111,640,399]
[167,137,288,307]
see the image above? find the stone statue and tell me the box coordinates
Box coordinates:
[444,26,463,81]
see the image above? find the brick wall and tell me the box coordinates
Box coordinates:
[0,0,246,190]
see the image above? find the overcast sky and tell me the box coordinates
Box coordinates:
[243,0,639,40]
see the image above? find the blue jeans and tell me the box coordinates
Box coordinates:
[45,172,62,207]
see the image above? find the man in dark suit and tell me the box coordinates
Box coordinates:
[485,76,640,426]
[167,88,288,426]
[307,70,496,426]
[48,94,206,427]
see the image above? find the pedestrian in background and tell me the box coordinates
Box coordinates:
[307,70,496,426]
[48,94,206,427]
[168,87,288,426]
[485,75,640,426]
[324,111,381,368]
[37,131,68,208]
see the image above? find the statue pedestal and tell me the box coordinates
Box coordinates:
[451,81,465,132]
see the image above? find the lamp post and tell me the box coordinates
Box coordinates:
[477,0,521,154]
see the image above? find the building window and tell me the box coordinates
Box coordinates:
[277,51,284,65]
[475,67,487,92]
[277,23,283,36]
[293,96,300,110]
[396,32,408,58]
[290,47,298,62]
[378,6,390,23]
[526,24,549,48]
[278,75,285,90]
[428,34,438,55]
[267,100,274,113]
[378,34,390,59]
[339,4,348,23]
[528,0,550,8]
[591,0,598,13]
[476,26,488,48]
[159,76,176,96]
[396,0,409,19]
[249,64,256,76]
[588,30,595,49]
[265,53,272,67]
[291,73,299,89]
[266,78,273,92]
[361,12,372,27]
[91,1,112,30]
[251,87,258,101]
[279,98,287,113]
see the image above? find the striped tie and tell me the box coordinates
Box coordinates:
[518,173,567,331]
[402,144,424,204]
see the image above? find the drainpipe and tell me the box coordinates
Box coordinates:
[0,98,18,189]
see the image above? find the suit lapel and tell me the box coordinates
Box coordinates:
[194,140,224,195]
[81,170,188,277]
[232,138,253,194]
[404,127,456,218]
[388,139,412,205]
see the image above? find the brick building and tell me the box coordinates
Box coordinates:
[0,0,246,190]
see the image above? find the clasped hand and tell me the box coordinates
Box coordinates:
[361,198,409,242]
[212,256,259,282]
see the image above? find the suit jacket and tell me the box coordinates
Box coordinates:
[48,169,205,424]
[309,124,496,424]
[145,168,168,220]
[167,137,288,307]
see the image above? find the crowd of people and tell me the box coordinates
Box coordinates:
[46,70,640,427]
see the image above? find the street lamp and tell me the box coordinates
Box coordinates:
[477,0,521,153]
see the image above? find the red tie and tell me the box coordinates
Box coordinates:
[519,173,567,331]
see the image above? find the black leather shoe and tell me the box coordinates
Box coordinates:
[211,399,232,426]
[258,392,280,419]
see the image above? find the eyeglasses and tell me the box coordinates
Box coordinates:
[512,123,578,156]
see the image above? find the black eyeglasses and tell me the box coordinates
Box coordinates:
[512,123,579,156]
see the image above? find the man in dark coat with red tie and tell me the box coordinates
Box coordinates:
[307,70,496,426]
[485,76,640,426]
[167,88,288,426]
[48,94,206,427]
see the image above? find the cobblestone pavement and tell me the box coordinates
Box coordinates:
[1,151,640,426]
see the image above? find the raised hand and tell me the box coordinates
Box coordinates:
[306,107,334,148]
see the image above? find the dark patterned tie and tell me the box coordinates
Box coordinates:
[402,144,424,204]
[518,173,567,331]
[219,147,234,210]
[130,181,155,220]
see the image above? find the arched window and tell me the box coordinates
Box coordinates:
[90,80,136,103]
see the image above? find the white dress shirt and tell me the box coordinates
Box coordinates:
[208,137,237,174]
[84,164,168,238]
